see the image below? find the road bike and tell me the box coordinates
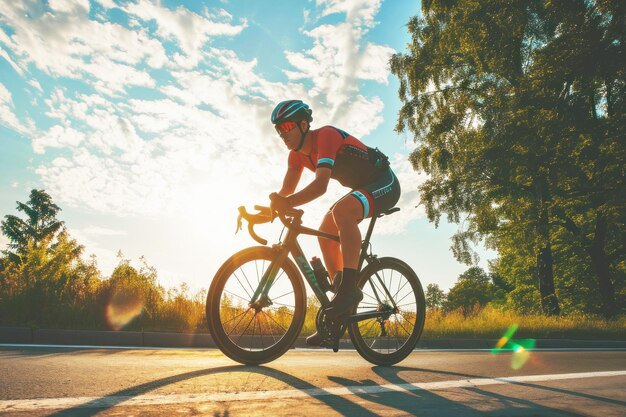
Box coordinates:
[206,205,426,366]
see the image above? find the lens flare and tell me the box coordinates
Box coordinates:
[511,339,536,369]
[106,290,144,331]
[491,324,536,370]
[491,324,519,353]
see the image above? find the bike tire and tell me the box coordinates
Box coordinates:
[206,246,306,365]
[348,257,426,366]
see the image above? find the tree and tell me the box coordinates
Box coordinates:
[391,0,625,316]
[1,189,64,262]
[444,267,495,313]
[425,283,446,309]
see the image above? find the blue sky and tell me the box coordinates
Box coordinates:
[0,0,494,293]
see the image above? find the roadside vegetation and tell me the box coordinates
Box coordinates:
[0,191,623,340]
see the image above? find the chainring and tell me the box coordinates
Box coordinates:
[315,308,346,351]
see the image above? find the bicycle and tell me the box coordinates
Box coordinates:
[206,205,426,366]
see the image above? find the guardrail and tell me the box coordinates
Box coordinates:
[2,326,626,350]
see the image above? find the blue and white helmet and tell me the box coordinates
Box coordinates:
[271,100,313,124]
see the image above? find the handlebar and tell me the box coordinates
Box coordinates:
[236,205,304,245]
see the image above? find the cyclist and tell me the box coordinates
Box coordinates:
[268,99,401,346]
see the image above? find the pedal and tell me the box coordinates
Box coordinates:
[331,322,347,353]
[316,308,348,352]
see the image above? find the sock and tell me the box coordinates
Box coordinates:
[340,268,357,288]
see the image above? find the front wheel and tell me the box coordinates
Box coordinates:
[348,257,426,366]
[206,246,306,365]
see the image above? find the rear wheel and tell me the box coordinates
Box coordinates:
[348,257,425,365]
[207,246,306,364]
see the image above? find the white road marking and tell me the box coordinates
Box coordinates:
[1,370,625,411]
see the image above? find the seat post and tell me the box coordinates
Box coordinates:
[358,215,378,270]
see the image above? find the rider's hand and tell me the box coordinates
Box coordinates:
[269,192,293,213]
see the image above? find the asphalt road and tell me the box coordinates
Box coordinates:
[1,346,625,416]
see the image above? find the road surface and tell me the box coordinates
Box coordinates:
[1,346,625,416]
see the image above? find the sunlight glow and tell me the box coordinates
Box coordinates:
[105,290,145,331]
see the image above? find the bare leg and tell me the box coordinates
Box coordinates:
[331,195,363,270]
[318,211,342,280]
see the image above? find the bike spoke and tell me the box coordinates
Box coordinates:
[238,267,258,299]
[225,308,253,337]
[271,289,295,302]
[395,301,417,309]
[394,314,415,337]
[262,309,289,333]
[232,270,253,300]
[222,307,250,327]
[224,289,252,305]
[271,301,296,309]
[393,279,410,303]
[394,290,414,306]
[260,311,279,345]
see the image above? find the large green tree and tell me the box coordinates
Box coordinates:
[391,0,624,316]
[1,189,64,262]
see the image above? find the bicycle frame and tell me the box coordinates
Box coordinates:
[247,208,397,322]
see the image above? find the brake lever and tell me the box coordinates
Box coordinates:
[235,213,243,234]
[235,206,246,234]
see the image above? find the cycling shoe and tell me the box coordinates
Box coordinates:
[305,331,323,346]
[324,287,363,319]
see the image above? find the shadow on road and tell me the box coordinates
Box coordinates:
[40,358,614,417]
[369,365,619,416]
[46,364,381,417]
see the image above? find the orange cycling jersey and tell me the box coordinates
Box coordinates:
[288,126,389,189]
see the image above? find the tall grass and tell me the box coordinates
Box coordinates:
[422,306,626,340]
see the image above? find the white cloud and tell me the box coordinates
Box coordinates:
[284,0,393,130]
[0,1,167,93]
[317,0,382,28]
[3,1,414,239]
[122,1,247,66]
[357,42,395,83]
[375,154,426,235]
[48,0,90,14]
[27,79,43,92]
[81,226,127,236]
[0,47,25,76]
[32,125,86,154]
[0,82,30,134]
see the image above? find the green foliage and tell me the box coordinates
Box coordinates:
[0,189,208,332]
[392,0,625,317]
[425,283,446,309]
[0,230,102,328]
[1,189,64,262]
[444,267,496,313]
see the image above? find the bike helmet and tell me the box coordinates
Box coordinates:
[271,100,313,124]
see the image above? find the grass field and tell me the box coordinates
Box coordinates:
[420,306,626,340]
[299,302,626,340]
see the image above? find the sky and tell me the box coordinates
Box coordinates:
[0,0,495,294]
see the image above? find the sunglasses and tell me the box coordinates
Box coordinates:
[276,121,298,135]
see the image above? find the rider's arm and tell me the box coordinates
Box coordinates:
[288,167,331,207]
[278,166,302,196]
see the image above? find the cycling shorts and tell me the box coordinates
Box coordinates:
[335,168,400,219]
